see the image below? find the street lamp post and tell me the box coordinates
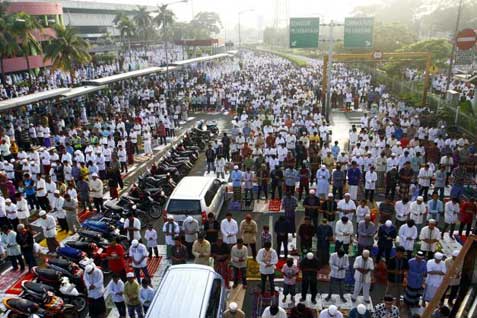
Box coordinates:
[238,9,254,48]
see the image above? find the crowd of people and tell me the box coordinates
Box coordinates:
[0,45,186,100]
[0,47,474,318]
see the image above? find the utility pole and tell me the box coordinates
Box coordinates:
[445,0,464,93]
[325,21,336,123]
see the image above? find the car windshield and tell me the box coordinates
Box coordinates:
[167,199,201,214]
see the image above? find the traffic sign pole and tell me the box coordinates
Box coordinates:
[445,0,464,94]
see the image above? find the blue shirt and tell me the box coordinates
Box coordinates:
[394,127,403,140]
[407,258,427,289]
[23,179,35,196]
[347,167,361,186]
[331,145,340,158]
[284,169,298,186]
[231,170,242,187]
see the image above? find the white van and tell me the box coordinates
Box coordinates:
[163,176,226,226]
[145,264,227,318]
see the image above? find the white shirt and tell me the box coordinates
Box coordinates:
[129,243,149,268]
[123,217,141,241]
[398,224,418,251]
[39,215,57,238]
[162,221,180,246]
[220,219,238,244]
[5,204,17,220]
[419,226,441,252]
[444,201,459,224]
[418,168,433,187]
[337,199,356,218]
[256,248,278,275]
[335,220,354,244]
[329,252,349,279]
[364,171,377,190]
[144,229,158,248]
[426,259,446,287]
[35,179,47,197]
[16,199,30,220]
[410,201,427,224]
[395,200,411,221]
[108,279,125,303]
[83,268,105,299]
[353,256,374,283]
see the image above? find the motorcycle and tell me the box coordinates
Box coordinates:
[3,295,77,318]
[21,280,86,313]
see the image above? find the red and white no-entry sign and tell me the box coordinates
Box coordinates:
[456,28,476,50]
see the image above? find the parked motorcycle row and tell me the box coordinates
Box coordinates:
[2,124,218,318]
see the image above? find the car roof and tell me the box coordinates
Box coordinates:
[169,176,217,200]
[146,264,219,318]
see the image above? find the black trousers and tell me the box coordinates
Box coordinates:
[377,246,392,262]
[459,222,472,237]
[271,183,282,200]
[148,246,159,257]
[9,254,25,271]
[260,274,275,293]
[93,197,104,213]
[365,189,375,202]
[245,243,257,259]
[37,196,49,210]
[332,186,344,200]
[301,275,317,300]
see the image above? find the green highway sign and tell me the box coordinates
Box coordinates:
[289,17,320,48]
[344,17,374,49]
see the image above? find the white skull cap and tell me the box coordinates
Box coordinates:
[328,305,338,314]
[357,304,367,314]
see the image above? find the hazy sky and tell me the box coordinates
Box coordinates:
[81,0,381,27]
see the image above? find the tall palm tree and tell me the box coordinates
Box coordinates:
[8,12,42,86]
[43,24,91,85]
[115,15,135,56]
[153,4,175,39]
[0,8,21,86]
[133,6,152,47]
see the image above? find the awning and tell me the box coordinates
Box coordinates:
[0,88,71,112]
[84,67,164,86]
[60,85,107,100]
[170,53,231,66]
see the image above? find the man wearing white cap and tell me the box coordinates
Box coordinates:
[424,252,446,304]
[299,252,320,304]
[348,304,371,318]
[337,193,356,220]
[89,173,104,213]
[443,197,459,240]
[419,219,441,259]
[51,190,67,232]
[38,210,58,253]
[352,249,374,303]
[129,239,149,283]
[316,165,330,199]
[319,305,344,318]
[83,264,106,318]
[410,196,427,233]
[443,249,462,306]
[224,302,245,318]
[5,198,18,230]
[162,215,179,259]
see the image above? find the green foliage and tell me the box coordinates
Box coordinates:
[133,6,153,44]
[374,22,417,52]
[43,24,91,82]
[93,53,116,65]
[189,12,222,38]
[419,1,477,35]
[398,39,451,65]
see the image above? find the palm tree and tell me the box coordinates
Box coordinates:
[8,12,42,86]
[43,24,91,86]
[115,15,135,56]
[133,6,152,47]
[153,4,175,38]
[0,8,21,86]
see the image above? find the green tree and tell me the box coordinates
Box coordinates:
[43,24,91,85]
[133,6,153,46]
[0,8,20,85]
[374,23,417,52]
[115,15,135,54]
[8,12,42,86]
[189,12,222,39]
[153,4,175,40]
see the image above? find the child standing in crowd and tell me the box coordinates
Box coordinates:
[140,278,154,314]
[261,225,272,247]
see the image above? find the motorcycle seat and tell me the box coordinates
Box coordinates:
[7,298,41,313]
[36,268,60,280]
[78,229,103,239]
[23,281,54,294]
[66,241,92,250]
[48,258,71,269]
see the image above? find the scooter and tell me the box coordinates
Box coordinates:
[3,295,77,318]
[21,280,87,313]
